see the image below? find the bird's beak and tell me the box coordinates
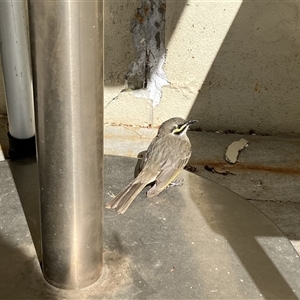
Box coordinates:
[186,119,198,126]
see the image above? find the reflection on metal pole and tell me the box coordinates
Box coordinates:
[28,1,103,289]
[0,0,36,158]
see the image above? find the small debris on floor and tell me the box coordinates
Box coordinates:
[249,129,256,135]
[204,165,235,176]
[107,191,116,198]
[224,129,237,134]
[184,164,197,172]
[225,138,248,164]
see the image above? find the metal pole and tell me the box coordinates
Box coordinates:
[28,1,103,290]
[0,0,36,158]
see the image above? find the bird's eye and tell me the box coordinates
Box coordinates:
[171,125,177,132]
[172,124,183,135]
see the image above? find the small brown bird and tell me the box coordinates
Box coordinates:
[105,117,198,214]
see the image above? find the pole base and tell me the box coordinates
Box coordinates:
[7,132,36,159]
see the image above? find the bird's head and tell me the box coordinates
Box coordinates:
[158,117,198,136]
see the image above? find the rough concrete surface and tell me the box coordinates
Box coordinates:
[106,1,300,135]
[167,1,300,135]
[0,120,300,297]
[1,156,300,299]
[249,201,300,254]
[2,1,300,135]
[103,124,300,256]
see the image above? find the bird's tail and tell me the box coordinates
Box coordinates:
[105,180,148,214]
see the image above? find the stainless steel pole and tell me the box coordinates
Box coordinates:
[0,0,36,158]
[28,1,103,290]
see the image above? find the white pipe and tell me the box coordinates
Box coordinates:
[0,0,35,139]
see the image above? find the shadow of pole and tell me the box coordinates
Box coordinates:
[8,158,41,261]
[0,234,57,299]
[184,2,300,296]
[227,236,298,299]
[184,172,299,299]
[0,159,57,299]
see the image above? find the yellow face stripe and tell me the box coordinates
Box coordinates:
[172,123,188,134]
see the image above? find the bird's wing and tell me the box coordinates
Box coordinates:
[147,154,190,198]
[139,135,159,171]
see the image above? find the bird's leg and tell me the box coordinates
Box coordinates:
[168,178,184,187]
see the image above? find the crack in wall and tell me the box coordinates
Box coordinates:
[125,0,168,107]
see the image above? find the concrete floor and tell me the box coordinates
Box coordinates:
[1,156,300,299]
[105,124,300,255]
[0,118,300,298]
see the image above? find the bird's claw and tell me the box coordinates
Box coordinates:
[169,178,184,187]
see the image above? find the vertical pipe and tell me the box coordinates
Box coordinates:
[0,0,36,158]
[28,1,103,290]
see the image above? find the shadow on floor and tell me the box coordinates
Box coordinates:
[2,155,300,298]
[8,158,41,261]
[184,173,299,299]
[0,234,58,299]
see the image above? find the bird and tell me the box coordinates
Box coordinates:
[105,117,198,214]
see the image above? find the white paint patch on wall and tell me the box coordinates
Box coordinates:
[133,54,169,107]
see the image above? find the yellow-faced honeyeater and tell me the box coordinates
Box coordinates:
[105,117,198,214]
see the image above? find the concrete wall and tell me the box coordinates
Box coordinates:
[1,1,300,135]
